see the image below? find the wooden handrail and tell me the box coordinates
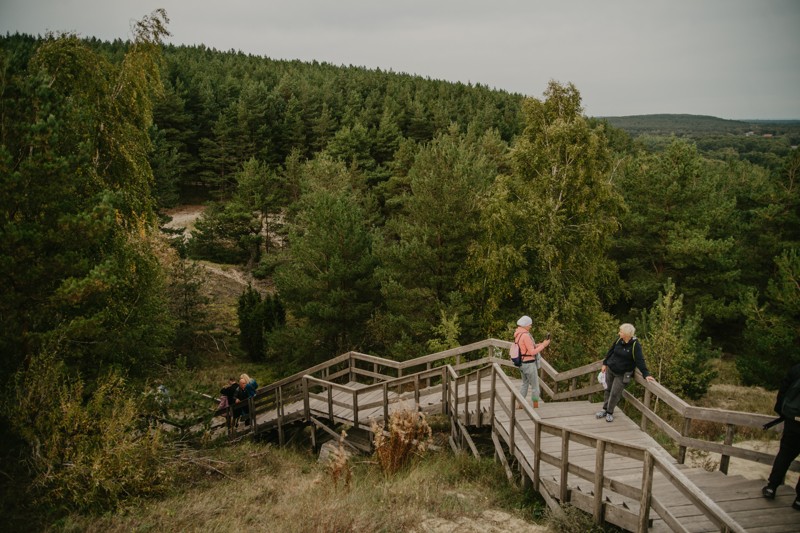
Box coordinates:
[247,339,796,476]
[488,362,746,533]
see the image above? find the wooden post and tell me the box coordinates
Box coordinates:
[489,366,497,430]
[414,374,420,411]
[348,355,354,383]
[638,451,655,533]
[641,389,651,431]
[453,375,460,421]
[476,367,483,426]
[720,424,736,474]
[593,439,606,524]
[678,418,692,464]
[383,382,389,424]
[464,372,470,424]
[352,389,359,428]
[509,395,517,454]
[277,387,284,445]
[327,385,334,421]
[534,422,542,492]
[560,429,570,503]
[303,377,310,421]
[441,367,448,415]
[373,362,378,384]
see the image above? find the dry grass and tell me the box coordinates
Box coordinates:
[372,405,433,475]
[54,440,545,533]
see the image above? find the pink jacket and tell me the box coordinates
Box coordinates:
[514,326,543,361]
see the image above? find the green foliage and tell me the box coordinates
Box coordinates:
[2,348,175,513]
[162,246,211,358]
[238,285,265,360]
[374,126,501,357]
[237,285,284,361]
[274,157,379,358]
[0,13,174,384]
[426,310,462,353]
[738,249,800,388]
[466,81,621,367]
[637,280,717,399]
[613,140,741,332]
[188,201,262,264]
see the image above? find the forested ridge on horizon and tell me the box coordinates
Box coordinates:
[1,20,798,523]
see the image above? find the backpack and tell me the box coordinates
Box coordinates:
[509,342,522,367]
[781,375,800,419]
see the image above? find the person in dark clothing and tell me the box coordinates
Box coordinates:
[595,323,656,423]
[234,376,252,427]
[219,377,238,429]
[762,363,800,511]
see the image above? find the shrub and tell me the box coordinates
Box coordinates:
[371,405,432,475]
[2,348,176,513]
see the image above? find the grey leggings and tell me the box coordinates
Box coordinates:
[602,370,629,414]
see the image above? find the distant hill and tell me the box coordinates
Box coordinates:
[597,114,754,136]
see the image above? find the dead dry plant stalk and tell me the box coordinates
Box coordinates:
[328,429,352,489]
[371,405,432,475]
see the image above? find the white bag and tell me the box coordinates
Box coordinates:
[597,371,607,390]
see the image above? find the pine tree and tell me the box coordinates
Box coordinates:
[465,81,621,366]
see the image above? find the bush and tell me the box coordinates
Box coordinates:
[371,406,432,475]
[2,348,176,513]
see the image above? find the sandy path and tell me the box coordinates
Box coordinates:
[162,205,207,239]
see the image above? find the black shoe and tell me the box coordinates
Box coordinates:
[762,485,777,499]
[792,497,800,511]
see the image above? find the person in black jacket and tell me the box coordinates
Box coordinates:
[219,377,238,429]
[595,323,655,423]
[234,376,252,427]
[762,362,800,511]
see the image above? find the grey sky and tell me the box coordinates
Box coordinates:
[2,0,799,119]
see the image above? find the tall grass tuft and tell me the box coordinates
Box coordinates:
[327,429,352,489]
[371,405,432,475]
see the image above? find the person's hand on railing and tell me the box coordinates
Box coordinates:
[645,375,656,383]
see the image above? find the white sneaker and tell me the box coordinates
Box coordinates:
[606,413,614,423]
[595,410,607,419]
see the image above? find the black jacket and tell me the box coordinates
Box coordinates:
[603,337,651,379]
[220,382,238,405]
[774,363,800,417]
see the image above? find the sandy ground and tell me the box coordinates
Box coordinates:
[416,509,550,533]
[161,204,207,239]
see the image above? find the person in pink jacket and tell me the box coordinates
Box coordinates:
[514,315,550,408]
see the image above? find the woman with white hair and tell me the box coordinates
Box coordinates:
[514,315,550,408]
[596,323,655,422]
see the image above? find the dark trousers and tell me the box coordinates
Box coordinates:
[768,420,800,496]
[603,370,628,415]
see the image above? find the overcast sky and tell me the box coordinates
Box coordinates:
[2,0,799,119]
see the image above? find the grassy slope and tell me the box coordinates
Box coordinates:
[55,441,556,533]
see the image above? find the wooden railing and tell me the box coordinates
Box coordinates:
[485,362,747,533]
[490,339,798,474]
[214,338,796,475]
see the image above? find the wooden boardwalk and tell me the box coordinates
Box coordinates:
[213,340,800,532]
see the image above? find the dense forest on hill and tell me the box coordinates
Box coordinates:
[602,114,800,170]
[1,11,799,524]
